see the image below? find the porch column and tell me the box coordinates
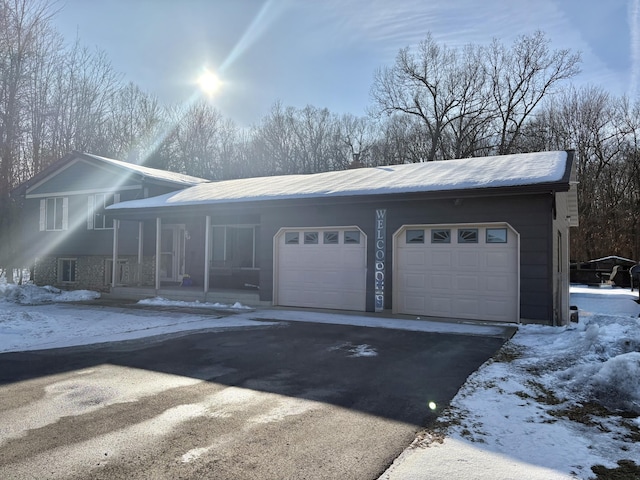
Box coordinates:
[204,215,211,292]
[137,221,144,264]
[111,219,119,288]
[155,217,161,290]
[137,221,143,285]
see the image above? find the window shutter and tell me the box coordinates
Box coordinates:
[62,197,69,230]
[87,196,94,230]
[39,199,46,231]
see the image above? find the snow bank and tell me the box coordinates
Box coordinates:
[549,311,640,414]
[137,297,252,310]
[415,287,640,479]
[0,283,100,305]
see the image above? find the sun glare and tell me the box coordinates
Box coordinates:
[197,69,222,96]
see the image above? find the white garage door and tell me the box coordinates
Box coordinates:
[394,224,519,322]
[275,228,367,311]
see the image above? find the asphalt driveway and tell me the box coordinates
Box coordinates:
[0,317,509,479]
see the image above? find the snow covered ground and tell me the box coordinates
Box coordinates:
[0,283,270,353]
[382,285,640,480]
[1,280,639,479]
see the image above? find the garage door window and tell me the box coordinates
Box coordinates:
[344,230,360,244]
[431,229,451,243]
[285,232,299,244]
[458,228,478,243]
[406,229,425,243]
[486,228,508,243]
[304,232,318,244]
[323,231,339,244]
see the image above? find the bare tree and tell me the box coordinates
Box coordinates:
[487,31,581,154]
[371,34,463,161]
[0,0,59,280]
[251,101,300,175]
[331,113,377,168]
[288,105,333,173]
[105,82,163,161]
[49,39,121,156]
[531,86,638,261]
[440,44,496,159]
[158,100,242,180]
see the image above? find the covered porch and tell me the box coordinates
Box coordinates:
[108,211,265,305]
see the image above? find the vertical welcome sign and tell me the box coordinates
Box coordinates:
[375,209,386,312]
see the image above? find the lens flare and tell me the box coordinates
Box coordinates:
[197,70,222,96]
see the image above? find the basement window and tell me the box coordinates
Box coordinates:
[58,258,77,283]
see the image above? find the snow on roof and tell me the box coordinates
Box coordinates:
[109,151,569,211]
[82,153,210,186]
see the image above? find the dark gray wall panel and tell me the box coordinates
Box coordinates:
[28,161,139,195]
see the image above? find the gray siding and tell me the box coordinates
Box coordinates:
[28,160,140,195]
[21,189,144,261]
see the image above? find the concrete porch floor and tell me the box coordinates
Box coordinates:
[106,285,271,307]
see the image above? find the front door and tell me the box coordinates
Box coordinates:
[160,224,186,283]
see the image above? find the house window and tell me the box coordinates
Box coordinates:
[304,232,318,244]
[486,228,508,243]
[406,229,425,244]
[323,231,339,244]
[40,197,68,231]
[285,232,299,244]
[92,193,116,229]
[211,225,259,268]
[59,258,76,283]
[431,229,451,243]
[458,228,478,243]
[344,231,360,244]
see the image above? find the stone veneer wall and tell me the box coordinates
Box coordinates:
[34,256,156,291]
[33,256,57,287]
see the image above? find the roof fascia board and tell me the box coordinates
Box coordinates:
[107,182,569,220]
[82,152,208,187]
[18,151,201,198]
[26,185,141,199]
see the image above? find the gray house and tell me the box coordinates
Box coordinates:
[11,151,209,291]
[102,150,578,326]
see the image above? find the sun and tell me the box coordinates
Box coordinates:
[197,69,222,96]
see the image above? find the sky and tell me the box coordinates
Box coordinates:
[1,280,639,478]
[50,0,640,126]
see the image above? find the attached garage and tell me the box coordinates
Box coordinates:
[107,150,578,326]
[273,227,367,311]
[393,223,519,323]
